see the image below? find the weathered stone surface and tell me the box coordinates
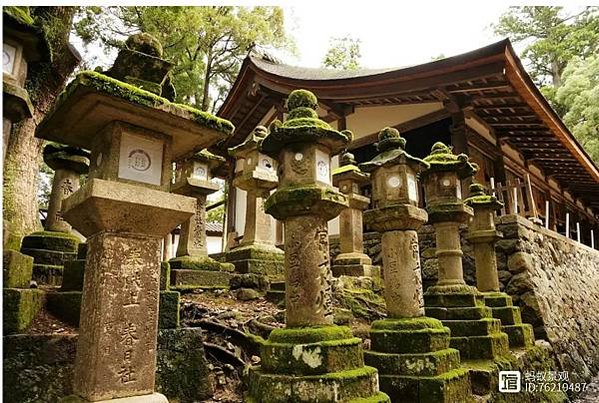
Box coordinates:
[61,260,86,291]
[32,263,64,286]
[507,251,533,274]
[158,291,180,329]
[3,330,213,403]
[21,231,80,252]
[3,249,33,288]
[47,291,82,326]
[3,288,45,334]
[170,268,231,289]
[73,233,162,401]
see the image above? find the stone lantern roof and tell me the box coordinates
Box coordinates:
[36,33,234,160]
[464,182,503,210]
[43,143,90,174]
[228,126,268,156]
[360,127,428,173]
[260,89,352,158]
[421,142,478,179]
[3,6,51,62]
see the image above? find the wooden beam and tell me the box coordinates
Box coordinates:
[448,83,512,93]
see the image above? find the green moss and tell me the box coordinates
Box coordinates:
[21,231,80,253]
[421,142,478,179]
[125,33,163,57]
[269,326,353,344]
[47,291,82,326]
[4,6,35,26]
[54,71,234,135]
[3,289,45,334]
[195,148,226,163]
[265,184,348,220]
[286,89,318,110]
[349,392,391,402]
[371,317,445,331]
[3,250,33,288]
[464,182,504,209]
[333,164,361,175]
[159,291,180,329]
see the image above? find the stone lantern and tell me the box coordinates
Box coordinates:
[421,143,510,361]
[36,33,233,402]
[247,90,389,402]
[360,128,470,401]
[168,149,235,289]
[331,152,377,277]
[464,182,534,348]
[224,126,284,280]
[20,144,89,286]
[3,7,51,160]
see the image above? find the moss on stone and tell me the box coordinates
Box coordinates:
[3,250,33,288]
[371,317,445,331]
[21,231,80,253]
[265,184,348,220]
[269,326,353,344]
[47,291,82,326]
[464,182,503,210]
[421,142,478,179]
[3,288,45,334]
[159,291,180,329]
[370,327,451,354]
[52,71,234,135]
[125,32,163,57]
[261,89,351,157]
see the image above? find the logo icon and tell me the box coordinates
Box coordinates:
[499,371,521,393]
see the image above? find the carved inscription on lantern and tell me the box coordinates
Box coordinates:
[192,162,208,181]
[192,197,206,249]
[118,133,164,186]
[315,149,331,184]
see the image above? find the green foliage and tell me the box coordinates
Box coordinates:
[555,56,599,164]
[321,36,361,71]
[493,6,599,87]
[74,6,292,112]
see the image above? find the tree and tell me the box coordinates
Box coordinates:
[493,6,599,87]
[74,6,292,112]
[555,57,599,164]
[3,7,80,247]
[322,36,361,70]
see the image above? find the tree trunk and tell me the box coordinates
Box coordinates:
[551,59,562,88]
[3,6,80,246]
[201,51,212,111]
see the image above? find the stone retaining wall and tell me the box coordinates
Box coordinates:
[330,214,599,382]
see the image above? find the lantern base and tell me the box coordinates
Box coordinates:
[246,325,390,402]
[224,244,284,280]
[331,253,379,278]
[424,287,511,360]
[483,292,535,348]
[365,317,471,402]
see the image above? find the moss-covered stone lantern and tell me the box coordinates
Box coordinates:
[464,183,535,348]
[36,33,233,403]
[360,128,470,401]
[169,149,235,288]
[19,144,89,286]
[2,7,51,158]
[247,89,389,402]
[224,126,284,281]
[421,143,510,362]
[331,152,377,277]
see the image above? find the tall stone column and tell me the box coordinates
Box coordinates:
[225,126,284,286]
[421,143,510,362]
[20,144,89,286]
[169,150,234,290]
[247,90,389,402]
[331,152,377,277]
[36,33,233,402]
[361,128,470,402]
[465,182,535,348]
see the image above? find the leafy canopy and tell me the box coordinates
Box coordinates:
[493,6,599,87]
[555,57,599,164]
[74,6,292,112]
[321,36,361,71]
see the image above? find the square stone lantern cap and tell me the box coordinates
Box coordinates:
[332,164,370,187]
[62,178,195,237]
[3,7,51,62]
[36,71,235,160]
[171,177,220,196]
[3,80,34,121]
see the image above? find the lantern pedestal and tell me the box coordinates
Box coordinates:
[360,130,470,402]
[245,90,389,402]
[169,171,235,290]
[21,145,89,286]
[465,184,534,349]
[420,143,510,361]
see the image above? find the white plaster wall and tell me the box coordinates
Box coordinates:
[346,103,443,138]
[207,236,223,254]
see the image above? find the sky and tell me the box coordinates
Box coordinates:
[281,3,510,68]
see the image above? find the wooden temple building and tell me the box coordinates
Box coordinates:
[215,39,599,248]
